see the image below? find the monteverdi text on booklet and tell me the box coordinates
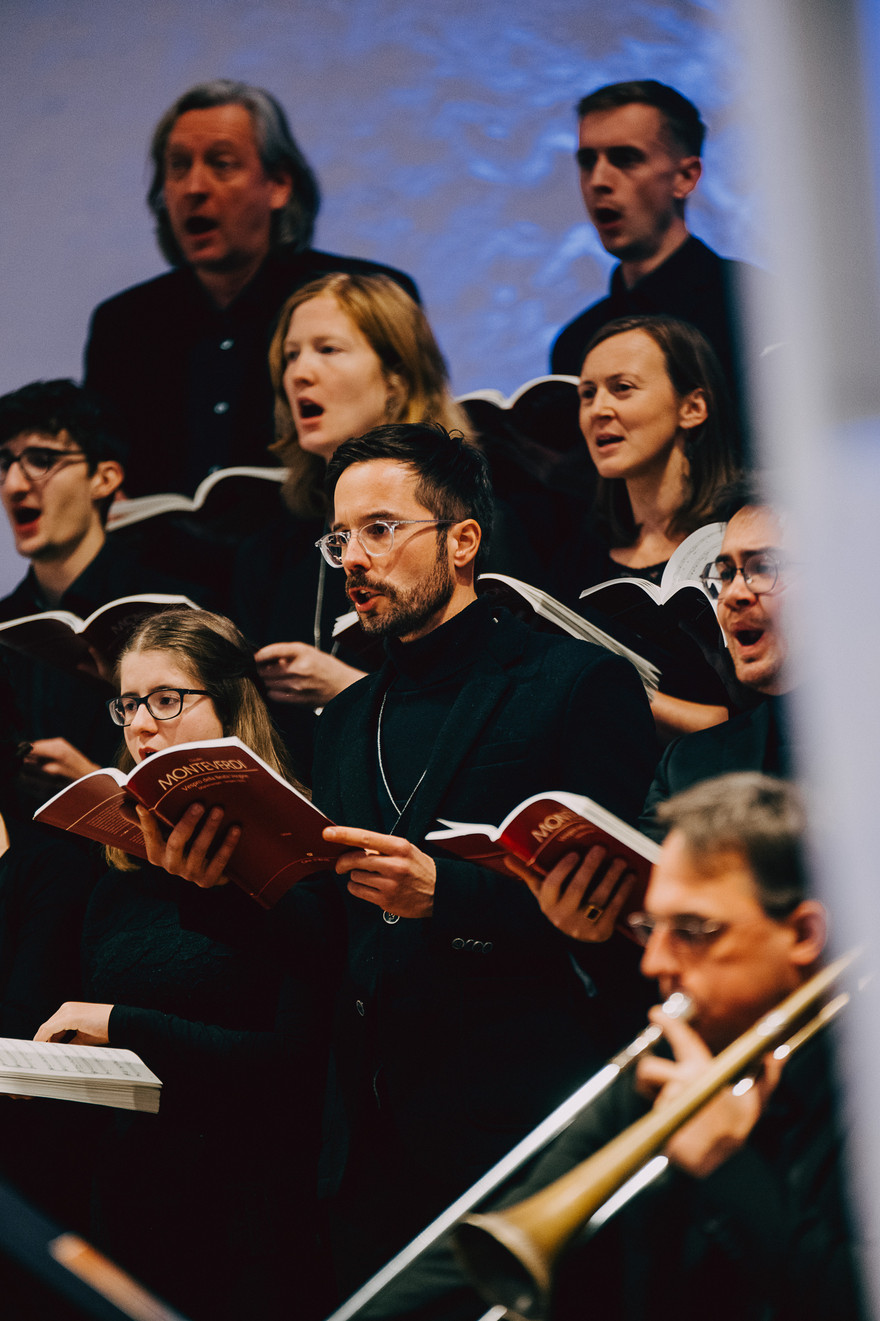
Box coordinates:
[34,736,346,907]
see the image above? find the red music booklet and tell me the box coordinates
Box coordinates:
[426,791,661,932]
[34,736,345,908]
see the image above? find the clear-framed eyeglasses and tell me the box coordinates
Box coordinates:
[107,688,212,727]
[699,551,784,600]
[626,912,729,950]
[315,519,454,568]
[0,445,90,485]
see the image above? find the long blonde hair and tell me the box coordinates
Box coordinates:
[107,608,300,871]
[267,272,473,517]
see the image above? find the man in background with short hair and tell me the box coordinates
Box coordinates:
[551,79,764,454]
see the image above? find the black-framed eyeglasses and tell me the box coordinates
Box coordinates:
[626,912,729,949]
[315,519,454,568]
[0,445,89,485]
[107,688,212,727]
[699,551,784,599]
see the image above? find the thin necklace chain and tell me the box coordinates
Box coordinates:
[377,686,428,827]
[313,553,341,656]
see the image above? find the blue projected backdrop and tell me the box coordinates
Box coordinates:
[0,0,758,591]
[1,0,756,399]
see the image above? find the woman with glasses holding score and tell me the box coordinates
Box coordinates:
[33,607,332,1321]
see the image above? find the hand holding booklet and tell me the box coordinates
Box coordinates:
[426,791,661,935]
[34,735,347,907]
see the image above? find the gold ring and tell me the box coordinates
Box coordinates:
[584,904,604,923]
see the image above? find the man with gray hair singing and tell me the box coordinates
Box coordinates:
[84,80,418,498]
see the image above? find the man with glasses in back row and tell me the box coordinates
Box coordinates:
[639,493,794,834]
[0,379,207,803]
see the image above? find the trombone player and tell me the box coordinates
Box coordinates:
[363,773,868,1321]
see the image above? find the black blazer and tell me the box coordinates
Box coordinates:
[84,245,419,499]
[296,608,659,1189]
[640,698,785,838]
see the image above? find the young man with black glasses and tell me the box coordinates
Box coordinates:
[0,379,204,802]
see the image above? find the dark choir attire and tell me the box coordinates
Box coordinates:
[84,246,419,499]
[364,1031,867,1321]
[641,694,790,836]
[0,822,102,1231]
[188,597,659,1297]
[0,542,211,807]
[231,513,384,783]
[549,523,733,716]
[549,235,764,458]
[81,861,332,1321]
[0,825,97,1040]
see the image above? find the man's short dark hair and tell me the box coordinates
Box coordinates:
[576,80,706,157]
[0,379,127,470]
[656,773,808,918]
[147,79,321,265]
[711,475,774,524]
[325,423,495,572]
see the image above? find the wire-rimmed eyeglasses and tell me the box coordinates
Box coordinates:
[107,688,211,727]
[626,912,729,949]
[0,445,89,485]
[699,551,784,600]
[315,519,454,567]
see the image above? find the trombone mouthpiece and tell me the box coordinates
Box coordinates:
[609,992,693,1070]
[662,991,693,1021]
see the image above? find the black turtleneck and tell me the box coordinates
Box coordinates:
[375,597,496,830]
[764,693,792,778]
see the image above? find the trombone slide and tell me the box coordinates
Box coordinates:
[454,950,856,1320]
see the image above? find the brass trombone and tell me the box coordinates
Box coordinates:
[323,992,693,1321]
[453,949,856,1321]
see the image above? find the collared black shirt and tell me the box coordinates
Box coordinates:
[84,245,420,498]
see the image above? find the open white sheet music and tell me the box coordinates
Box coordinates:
[0,1037,161,1112]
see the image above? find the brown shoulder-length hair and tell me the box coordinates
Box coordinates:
[106,608,301,872]
[582,315,741,547]
[267,272,473,518]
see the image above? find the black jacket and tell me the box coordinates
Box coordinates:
[84,245,420,498]
[641,696,789,838]
[364,1031,868,1321]
[550,236,765,460]
[304,602,659,1189]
